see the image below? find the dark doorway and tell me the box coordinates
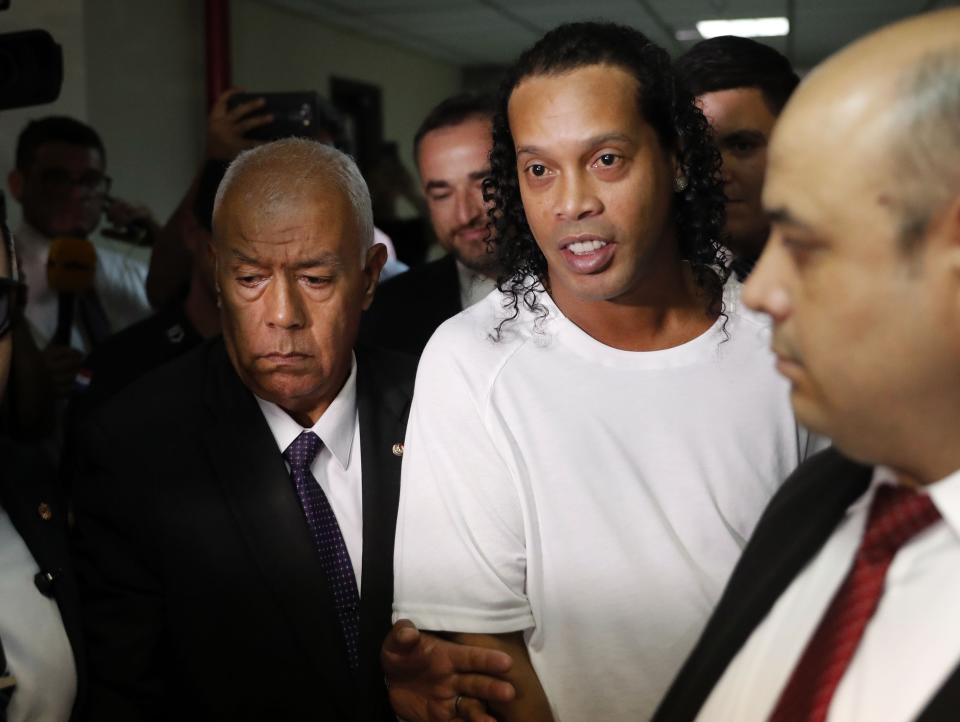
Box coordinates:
[330,77,383,175]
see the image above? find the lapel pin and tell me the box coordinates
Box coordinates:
[37,502,53,522]
[391,443,404,457]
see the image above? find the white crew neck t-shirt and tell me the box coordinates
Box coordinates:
[393,279,826,721]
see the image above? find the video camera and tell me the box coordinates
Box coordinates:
[0,26,62,111]
[0,0,64,228]
[0,0,63,112]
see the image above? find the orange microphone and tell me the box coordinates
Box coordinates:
[47,235,96,346]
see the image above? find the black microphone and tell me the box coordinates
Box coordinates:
[47,235,96,346]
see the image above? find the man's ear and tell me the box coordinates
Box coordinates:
[937,193,960,274]
[7,170,24,202]
[361,243,388,311]
[209,241,223,298]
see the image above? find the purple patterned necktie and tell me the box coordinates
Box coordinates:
[283,430,360,670]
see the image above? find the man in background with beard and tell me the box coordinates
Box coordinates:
[360,93,498,356]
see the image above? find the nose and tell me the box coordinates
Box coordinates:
[555,171,602,221]
[265,274,307,329]
[719,152,734,185]
[741,236,791,322]
[455,186,483,227]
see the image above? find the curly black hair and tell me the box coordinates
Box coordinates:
[484,22,728,336]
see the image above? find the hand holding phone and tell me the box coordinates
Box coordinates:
[207,89,274,160]
[226,90,321,143]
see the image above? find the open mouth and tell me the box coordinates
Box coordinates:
[565,239,609,255]
[559,236,616,274]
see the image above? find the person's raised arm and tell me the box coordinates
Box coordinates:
[146,90,271,307]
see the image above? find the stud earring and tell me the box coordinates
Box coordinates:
[673,175,688,193]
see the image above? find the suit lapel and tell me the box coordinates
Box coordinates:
[656,450,874,721]
[200,343,357,718]
[920,663,960,720]
[437,254,464,317]
[355,350,412,702]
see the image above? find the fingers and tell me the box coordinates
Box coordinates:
[450,673,515,704]
[425,695,497,722]
[104,198,151,226]
[210,87,240,116]
[207,91,272,160]
[446,639,513,675]
[235,111,274,133]
[382,619,425,674]
[384,619,421,653]
[455,695,500,722]
[224,96,267,123]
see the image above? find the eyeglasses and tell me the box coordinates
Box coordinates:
[38,168,112,196]
[0,278,26,339]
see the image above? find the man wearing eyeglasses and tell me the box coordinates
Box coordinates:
[6,116,153,398]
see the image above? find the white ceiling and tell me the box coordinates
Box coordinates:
[259,0,955,70]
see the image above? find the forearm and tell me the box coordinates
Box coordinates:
[145,174,198,307]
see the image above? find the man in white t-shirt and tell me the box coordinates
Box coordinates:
[385,22,824,722]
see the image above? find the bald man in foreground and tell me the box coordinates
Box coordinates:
[653,8,960,722]
[72,139,416,721]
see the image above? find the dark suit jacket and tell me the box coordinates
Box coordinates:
[653,448,960,721]
[359,254,461,356]
[71,339,416,722]
[0,437,85,722]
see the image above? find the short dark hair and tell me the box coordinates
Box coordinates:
[675,36,800,115]
[413,92,495,166]
[15,116,106,172]
[485,22,727,334]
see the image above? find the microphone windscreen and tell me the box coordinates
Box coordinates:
[47,236,97,293]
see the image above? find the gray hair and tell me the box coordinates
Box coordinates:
[213,137,374,256]
[888,47,960,246]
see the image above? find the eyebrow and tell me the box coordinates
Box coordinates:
[765,207,813,230]
[516,132,634,157]
[719,129,768,143]
[230,249,343,270]
[424,168,491,191]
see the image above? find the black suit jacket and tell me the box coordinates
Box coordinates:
[359,254,461,356]
[0,437,85,722]
[72,339,416,722]
[653,448,960,721]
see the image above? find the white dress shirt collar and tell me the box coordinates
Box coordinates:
[254,353,358,468]
[863,464,960,540]
[455,259,497,310]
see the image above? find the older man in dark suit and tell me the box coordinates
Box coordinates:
[654,8,960,722]
[72,138,415,722]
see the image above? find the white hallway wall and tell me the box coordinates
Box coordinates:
[0,0,460,228]
[231,0,462,190]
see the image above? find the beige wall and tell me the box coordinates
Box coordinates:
[0,0,461,228]
[232,0,462,186]
[0,0,205,226]
[84,0,207,221]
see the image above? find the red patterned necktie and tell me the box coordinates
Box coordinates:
[768,484,941,722]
